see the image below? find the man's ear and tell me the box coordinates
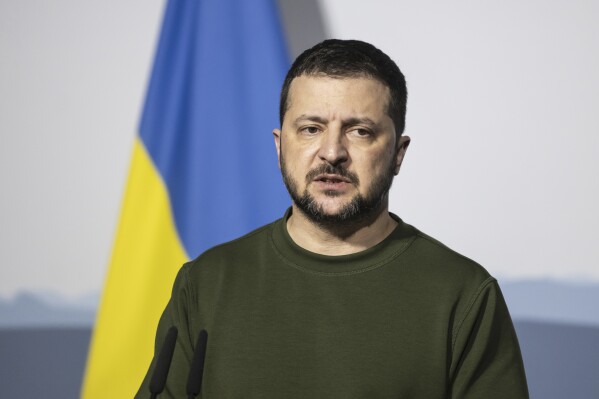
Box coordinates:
[273,128,282,169]
[394,135,411,175]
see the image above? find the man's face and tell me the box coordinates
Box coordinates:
[274,75,409,225]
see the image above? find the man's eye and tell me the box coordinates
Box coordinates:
[351,128,371,137]
[301,126,319,134]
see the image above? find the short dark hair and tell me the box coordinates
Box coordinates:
[279,39,407,136]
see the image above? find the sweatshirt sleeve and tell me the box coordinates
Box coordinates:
[135,263,195,399]
[450,278,529,399]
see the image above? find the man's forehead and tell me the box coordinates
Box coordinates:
[288,74,387,93]
[285,75,391,118]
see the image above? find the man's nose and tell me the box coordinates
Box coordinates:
[317,129,349,166]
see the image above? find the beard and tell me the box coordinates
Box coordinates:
[280,155,396,227]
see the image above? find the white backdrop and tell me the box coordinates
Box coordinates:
[0,0,164,298]
[1,0,597,300]
[319,0,599,282]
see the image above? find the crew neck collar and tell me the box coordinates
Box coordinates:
[270,208,416,276]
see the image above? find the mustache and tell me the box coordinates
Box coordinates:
[305,164,360,185]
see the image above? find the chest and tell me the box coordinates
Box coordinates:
[196,270,453,398]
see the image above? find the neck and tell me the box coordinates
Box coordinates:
[286,203,398,256]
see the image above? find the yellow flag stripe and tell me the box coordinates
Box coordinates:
[81,138,187,398]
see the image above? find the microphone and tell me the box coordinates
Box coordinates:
[186,329,208,399]
[149,326,178,399]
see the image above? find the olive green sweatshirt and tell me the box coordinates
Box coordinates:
[136,212,528,398]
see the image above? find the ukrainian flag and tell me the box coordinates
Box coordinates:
[82,1,290,397]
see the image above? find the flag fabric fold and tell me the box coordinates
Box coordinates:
[82,0,290,396]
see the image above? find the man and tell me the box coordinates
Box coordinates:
[136,39,529,398]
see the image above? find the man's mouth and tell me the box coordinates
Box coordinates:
[314,174,352,184]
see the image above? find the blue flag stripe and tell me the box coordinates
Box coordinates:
[140,0,291,258]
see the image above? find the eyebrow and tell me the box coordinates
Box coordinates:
[292,114,379,129]
[341,117,378,129]
[292,114,328,126]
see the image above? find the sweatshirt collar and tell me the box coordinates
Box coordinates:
[270,208,416,275]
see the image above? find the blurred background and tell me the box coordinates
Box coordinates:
[1,0,597,397]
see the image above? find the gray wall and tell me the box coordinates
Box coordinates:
[2,322,597,398]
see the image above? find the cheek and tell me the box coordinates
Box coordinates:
[355,148,386,166]
[356,149,394,175]
[284,143,318,168]
[281,150,306,177]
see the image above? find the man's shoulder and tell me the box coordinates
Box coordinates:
[411,227,483,264]
[401,222,494,288]
[186,217,280,271]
